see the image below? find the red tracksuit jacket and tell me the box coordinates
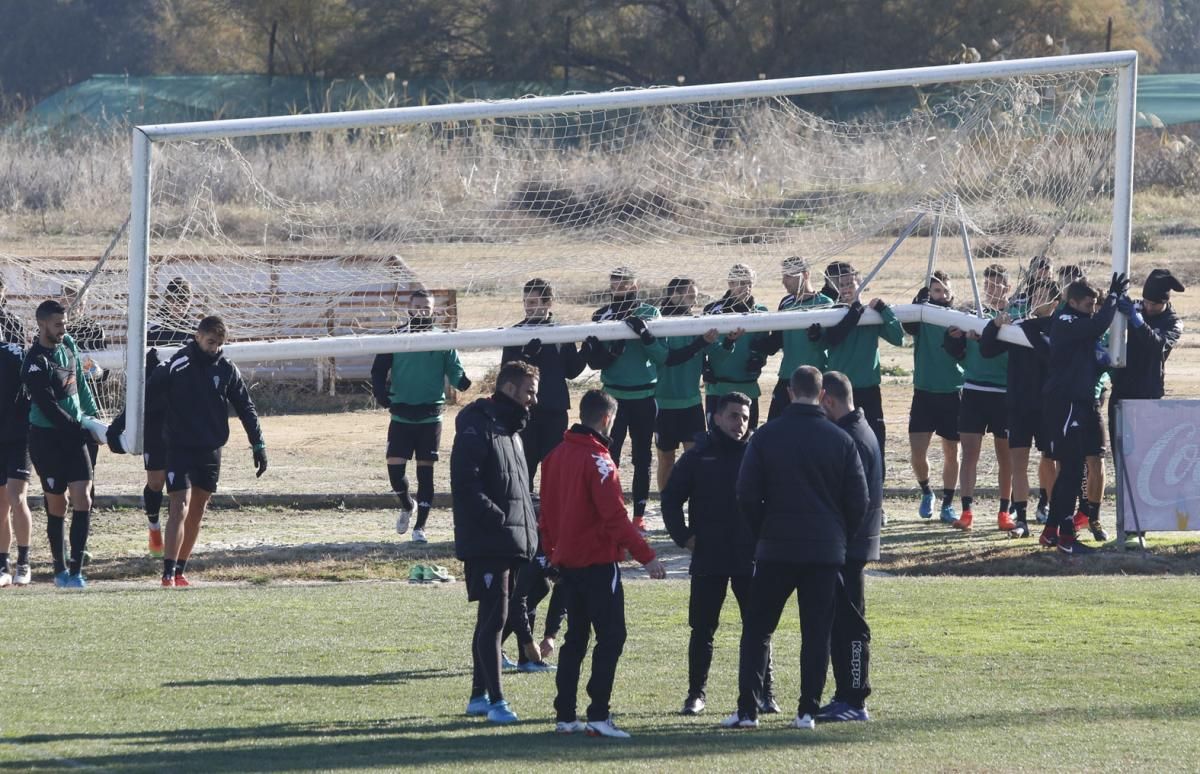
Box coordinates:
[539,426,656,569]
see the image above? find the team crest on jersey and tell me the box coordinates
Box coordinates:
[213,375,221,390]
[592,453,615,483]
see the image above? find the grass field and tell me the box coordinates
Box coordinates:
[2,577,1199,772]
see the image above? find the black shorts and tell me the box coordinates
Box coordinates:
[143,435,167,472]
[464,558,518,602]
[167,447,222,493]
[959,388,1007,437]
[0,439,32,486]
[28,427,92,495]
[655,405,706,451]
[386,420,442,462]
[908,389,961,440]
[1044,399,1102,462]
[1007,408,1050,453]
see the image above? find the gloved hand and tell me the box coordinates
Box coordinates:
[582,335,600,353]
[1094,342,1112,368]
[746,353,766,374]
[522,338,543,359]
[914,286,930,304]
[78,424,97,447]
[849,300,865,315]
[105,424,126,455]
[1108,272,1130,298]
[457,375,473,391]
[623,315,656,345]
[869,298,888,313]
[807,323,823,342]
[146,348,161,371]
[253,445,268,478]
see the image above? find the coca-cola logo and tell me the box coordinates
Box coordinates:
[1134,422,1200,509]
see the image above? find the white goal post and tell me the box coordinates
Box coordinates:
[123,51,1138,452]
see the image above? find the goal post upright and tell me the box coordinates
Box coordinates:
[124,128,152,453]
[1109,55,1138,368]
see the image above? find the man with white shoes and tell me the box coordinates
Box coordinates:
[0,340,32,588]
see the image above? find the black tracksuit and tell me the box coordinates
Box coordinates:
[154,341,264,452]
[1109,303,1182,427]
[980,316,1052,451]
[451,394,538,703]
[831,408,882,709]
[1042,298,1117,537]
[500,316,586,485]
[662,426,774,702]
[735,402,869,718]
[0,343,29,447]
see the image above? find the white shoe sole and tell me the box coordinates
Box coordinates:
[396,511,412,534]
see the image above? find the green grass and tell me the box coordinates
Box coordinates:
[3,578,1200,772]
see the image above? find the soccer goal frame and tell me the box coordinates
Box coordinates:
[123,50,1138,452]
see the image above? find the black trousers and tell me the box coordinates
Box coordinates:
[521,408,568,489]
[608,396,656,518]
[704,394,760,431]
[854,386,886,480]
[468,560,517,703]
[1047,399,1092,537]
[737,561,840,718]
[767,380,790,421]
[502,560,567,663]
[688,574,773,700]
[830,560,871,708]
[554,563,627,723]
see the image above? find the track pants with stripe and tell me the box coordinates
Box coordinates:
[830,560,872,708]
[1046,398,1093,538]
[554,563,627,723]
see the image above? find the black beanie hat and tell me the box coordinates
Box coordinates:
[1143,269,1185,302]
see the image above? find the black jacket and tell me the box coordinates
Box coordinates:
[980,316,1052,412]
[1043,298,1118,402]
[835,408,882,563]
[661,427,756,577]
[152,340,263,451]
[736,402,868,565]
[451,394,538,561]
[0,342,29,443]
[1111,303,1182,400]
[106,351,170,454]
[500,316,586,412]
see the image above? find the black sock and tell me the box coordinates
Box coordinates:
[919,480,932,496]
[69,510,90,575]
[1014,501,1028,523]
[1086,501,1101,521]
[47,515,66,574]
[0,553,8,574]
[144,486,163,525]
[1037,488,1048,511]
[176,558,188,575]
[17,545,29,565]
[962,496,974,513]
[941,488,955,509]
[163,558,177,578]
[1000,498,1011,514]
[414,465,434,530]
[387,463,409,500]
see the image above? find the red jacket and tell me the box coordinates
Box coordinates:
[539,426,656,569]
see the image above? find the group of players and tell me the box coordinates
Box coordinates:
[0,276,267,589]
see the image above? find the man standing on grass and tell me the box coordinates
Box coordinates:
[540,389,667,739]
[581,267,666,532]
[662,391,778,718]
[0,340,33,588]
[372,289,471,544]
[21,300,101,589]
[754,256,832,422]
[816,371,881,723]
[453,361,541,725]
[905,272,963,524]
[724,365,867,730]
[156,315,268,586]
[1040,275,1127,555]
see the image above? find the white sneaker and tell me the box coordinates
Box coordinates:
[555,719,587,734]
[585,716,631,739]
[14,564,31,586]
[791,713,816,730]
[396,509,412,535]
[719,711,758,729]
[0,570,11,588]
[411,528,428,544]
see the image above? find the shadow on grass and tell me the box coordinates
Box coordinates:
[163,668,466,689]
[8,699,1200,772]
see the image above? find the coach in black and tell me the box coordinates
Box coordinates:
[1041,274,1127,555]
[817,371,881,723]
[662,391,777,717]
[452,361,540,725]
[725,365,868,730]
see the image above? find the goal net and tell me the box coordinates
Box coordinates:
[111,52,1136,451]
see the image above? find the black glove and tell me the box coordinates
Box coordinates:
[746,353,766,374]
[253,445,268,478]
[849,300,865,315]
[623,316,655,345]
[457,375,472,391]
[105,424,126,455]
[914,287,930,304]
[807,323,823,342]
[145,348,161,371]
[78,424,96,447]
[521,338,543,359]
[1108,272,1130,297]
[870,299,888,313]
[581,335,600,354]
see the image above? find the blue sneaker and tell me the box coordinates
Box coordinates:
[466,693,491,716]
[517,660,556,673]
[815,700,870,723]
[487,699,519,724]
[918,493,934,519]
[63,573,87,589]
[939,506,958,525]
[501,652,518,670]
[54,571,71,588]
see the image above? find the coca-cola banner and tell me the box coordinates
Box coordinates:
[1118,400,1200,532]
